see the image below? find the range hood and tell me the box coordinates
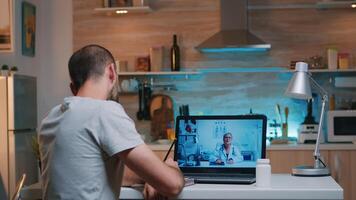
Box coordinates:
[196,0,271,53]
[316,0,356,9]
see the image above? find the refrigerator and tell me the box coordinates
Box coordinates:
[0,74,38,200]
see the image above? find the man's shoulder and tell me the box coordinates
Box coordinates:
[96,100,130,122]
[42,104,62,120]
[66,97,124,112]
[100,100,125,113]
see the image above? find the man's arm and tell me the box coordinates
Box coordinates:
[118,144,184,197]
[121,165,144,186]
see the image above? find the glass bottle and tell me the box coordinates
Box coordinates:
[170,34,180,71]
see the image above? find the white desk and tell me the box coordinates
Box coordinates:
[21,174,343,200]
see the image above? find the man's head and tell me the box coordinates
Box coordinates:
[68,44,118,100]
[223,133,233,146]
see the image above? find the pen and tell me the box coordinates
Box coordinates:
[163,139,176,161]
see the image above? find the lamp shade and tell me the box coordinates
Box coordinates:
[285,62,312,100]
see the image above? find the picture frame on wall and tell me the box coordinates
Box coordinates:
[0,0,13,52]
[22,1,36,57]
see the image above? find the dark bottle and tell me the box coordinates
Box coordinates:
[170,34,180,71]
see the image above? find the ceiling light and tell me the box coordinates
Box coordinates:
[352,4,356,8]
[116,10,128,14]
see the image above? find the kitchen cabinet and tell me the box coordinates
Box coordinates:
[94,6,152,14]
[94,0,152,15]
[328,150,356,200]
[249,1,356,10]
[149,143,356,200]
[263,145,356,200]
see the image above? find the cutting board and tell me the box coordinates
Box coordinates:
[150,94,174,141]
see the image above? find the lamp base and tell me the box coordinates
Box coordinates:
[292,165,330,177]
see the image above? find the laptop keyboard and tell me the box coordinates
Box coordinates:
[185,173,256,184]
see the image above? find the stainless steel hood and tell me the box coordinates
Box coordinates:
[196,0,271,53]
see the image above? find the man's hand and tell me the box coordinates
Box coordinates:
[165,157,179,169]
[215,159,222,164]
[142,158,180,200]
[120,144,184,197]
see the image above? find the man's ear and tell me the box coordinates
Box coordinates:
[70,83,78,96]
[108,63,117,83]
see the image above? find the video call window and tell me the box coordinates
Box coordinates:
[176,119,263,168]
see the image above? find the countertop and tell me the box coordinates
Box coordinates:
[120,174,343,199]
[22,174,343,200]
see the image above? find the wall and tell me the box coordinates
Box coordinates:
[0,0,41,78]
[72,0,356,140]
[0,0,72,126]
[0,0,72,198]
[37,0,72,123]
[250,0,356,67]
[73,0,356,68]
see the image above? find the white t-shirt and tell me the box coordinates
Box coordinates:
[39,96,143,200]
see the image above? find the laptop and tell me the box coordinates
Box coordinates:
[174,115,267,184]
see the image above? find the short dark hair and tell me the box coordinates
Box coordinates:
[68,44,115,91]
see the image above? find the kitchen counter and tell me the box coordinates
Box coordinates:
[21,174,343,200]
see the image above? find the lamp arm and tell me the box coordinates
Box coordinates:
[308,73,328,97]
[308,74,328,168]
[314,94,328,168]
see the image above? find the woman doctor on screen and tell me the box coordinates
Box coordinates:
[214,133,243,164]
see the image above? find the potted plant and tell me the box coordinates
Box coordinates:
[31,136,41,172]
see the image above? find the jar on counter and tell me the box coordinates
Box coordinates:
[256,158,271,188]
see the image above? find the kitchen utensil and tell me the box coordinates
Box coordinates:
[136,82,144,120]
[142,82,152,120]
[282,107,289,139]
[150,94,174,141]
[149,94,173,118]
[275,104,282,124]
[179,104,190,116]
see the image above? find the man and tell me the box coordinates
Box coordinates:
[39,44,184,200]
[214,133,243,164]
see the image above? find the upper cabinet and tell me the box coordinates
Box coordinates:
[249,0,356,10]
[95,0,152,15]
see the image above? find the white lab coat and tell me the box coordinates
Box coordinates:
[214,144,243,163]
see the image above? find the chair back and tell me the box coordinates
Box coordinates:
[11,174,26,200]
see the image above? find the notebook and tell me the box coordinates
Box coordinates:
[174,115,267,184]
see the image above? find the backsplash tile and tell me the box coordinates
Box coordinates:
[120,70,356,141]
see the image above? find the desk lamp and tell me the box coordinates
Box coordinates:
[285,62,330,176]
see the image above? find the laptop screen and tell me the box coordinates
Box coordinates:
[174,115,267,174]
